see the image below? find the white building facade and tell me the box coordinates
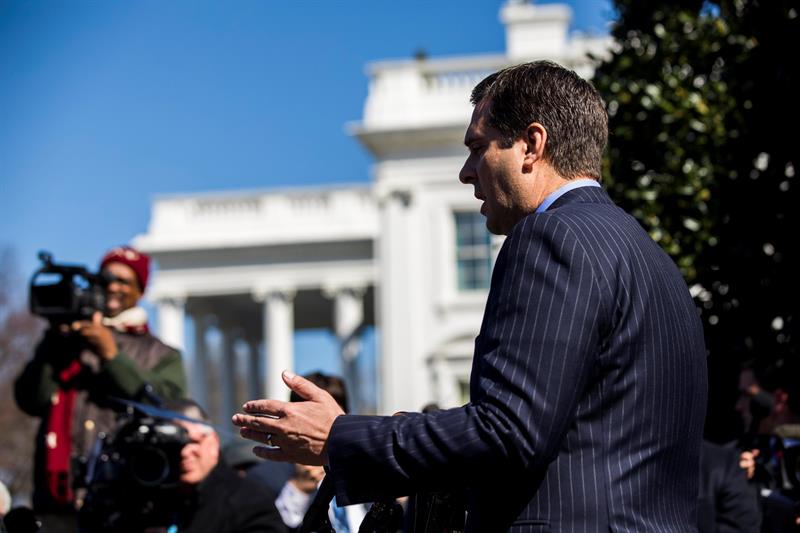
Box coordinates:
[134,1,610,419]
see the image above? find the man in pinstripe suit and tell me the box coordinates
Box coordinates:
[234,61,708,532]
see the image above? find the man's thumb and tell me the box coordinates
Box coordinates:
[282,370,321,401]
[93,311,104,325]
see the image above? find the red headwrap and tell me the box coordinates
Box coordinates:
[99,246,150,291]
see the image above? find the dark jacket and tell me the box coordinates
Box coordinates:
[698,441,761,533]
[180,462,287,533]
[15,328,186,511]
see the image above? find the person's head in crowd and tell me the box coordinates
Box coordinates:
[290,371,349,413]
[737,360,800,436]
[3,507,42,533]
[421,402,441,414]
[760,358,800,434]
[222,441,263,477]
[736,366,769,434]
[99,246,150,317]
[165,399,220,486]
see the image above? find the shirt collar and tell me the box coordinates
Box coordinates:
[535,178,601,213]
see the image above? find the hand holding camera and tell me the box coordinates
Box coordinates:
[68,311,118,361]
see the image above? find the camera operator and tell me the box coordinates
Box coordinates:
[14,246,186,532]
[165,399,286,533]
[734,362,800,532]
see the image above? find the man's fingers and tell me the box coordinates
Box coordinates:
[281,369,325,402]
[232,412,282,432]
[241,399,287,417]
[239,427,279,446]
[252,445,323,466]
[70,320,94,336]
[253,445,293,463]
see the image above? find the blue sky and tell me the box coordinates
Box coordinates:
[0,1,613,391]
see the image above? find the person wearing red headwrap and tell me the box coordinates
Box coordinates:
[14,245,187,531]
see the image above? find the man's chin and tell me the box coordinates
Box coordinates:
[105,300,124,317]
[180,473,201,486]
[485,218,504,236]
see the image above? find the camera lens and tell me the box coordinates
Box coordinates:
[130,446,170,486]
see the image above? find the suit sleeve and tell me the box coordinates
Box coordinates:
[328,215,607,505]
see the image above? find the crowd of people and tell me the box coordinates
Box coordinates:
[2,242,794,532]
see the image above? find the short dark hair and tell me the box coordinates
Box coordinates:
[164,398,212,423]
[470,60,608,180]
[290,371,349,413]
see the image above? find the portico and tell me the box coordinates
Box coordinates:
[134,186,377,421]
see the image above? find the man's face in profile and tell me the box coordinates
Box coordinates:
[459,99,534,236]
[102,261,143,317]
[176,417,219,486]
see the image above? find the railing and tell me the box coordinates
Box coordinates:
[139,186,378,249]
[360,37,611,130]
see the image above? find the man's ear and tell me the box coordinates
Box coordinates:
[522,122,547,171]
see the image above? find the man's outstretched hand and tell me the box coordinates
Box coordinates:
[231,370,345,466]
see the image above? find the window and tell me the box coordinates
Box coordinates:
[454,211,492,290]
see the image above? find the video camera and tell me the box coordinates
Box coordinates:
[77,399,196,532]
[29,251,110,323]
[746,432,800,498]
[743,430,800,527]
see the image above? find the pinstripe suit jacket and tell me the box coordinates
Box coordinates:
[328,186,708,532]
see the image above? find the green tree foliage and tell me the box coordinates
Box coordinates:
[593,0,799,441]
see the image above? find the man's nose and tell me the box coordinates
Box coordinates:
[459,161,473,185]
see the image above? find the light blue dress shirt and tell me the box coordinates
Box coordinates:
[535,178,601,213]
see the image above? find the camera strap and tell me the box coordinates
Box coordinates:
[45,359,84,505]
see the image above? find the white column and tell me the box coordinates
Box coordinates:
[219,327,238,424]
[246,338,262,401]
[156,297,186,350]
[254,290,295,401]
[325,287,366,413]
[379,190,418,413]
[432,355,458,408]
[328,287,365,362]
[191,313,209,409]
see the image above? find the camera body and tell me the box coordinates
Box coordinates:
[78,406,191,531]
[29,251,108,323]
[749,433,800,498]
